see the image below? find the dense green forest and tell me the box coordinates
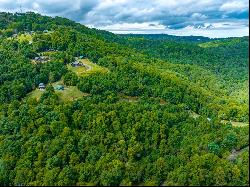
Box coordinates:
[0,12,249,186]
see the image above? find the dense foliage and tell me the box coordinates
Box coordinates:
[0,12,249,186]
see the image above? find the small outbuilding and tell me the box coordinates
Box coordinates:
[54,85,64,91]
[38,83,45,90]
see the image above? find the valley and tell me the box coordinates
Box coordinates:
[0,12,248,186]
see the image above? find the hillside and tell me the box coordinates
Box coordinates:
[0,12,249,186]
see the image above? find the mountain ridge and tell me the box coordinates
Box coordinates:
[0,12,248,186]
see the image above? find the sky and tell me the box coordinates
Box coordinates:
[0,0,249,38]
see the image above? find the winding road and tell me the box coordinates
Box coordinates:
[75,58,93,72]
[83,63,92,71]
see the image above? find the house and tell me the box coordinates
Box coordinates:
[71,61,83,67]
[54,85,64,91]
[38,83,45,90]
[79,55,84,59]
[43,30,49,33]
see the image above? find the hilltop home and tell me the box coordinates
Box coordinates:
[38,83,45,90]
[71,61,83,67]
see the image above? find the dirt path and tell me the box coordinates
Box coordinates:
[75,58,93,71]
[82,63,92,71]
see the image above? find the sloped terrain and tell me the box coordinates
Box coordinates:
[0,12,248,186]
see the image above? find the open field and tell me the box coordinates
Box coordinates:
[27,81,89,102]
[67,59,109,77]
[67,64,87,76]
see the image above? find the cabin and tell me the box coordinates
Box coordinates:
[54,85,64,91]
[38,83,45,90]
[43,30,49,33]
[71,61,83,67]
[79,55,85,59]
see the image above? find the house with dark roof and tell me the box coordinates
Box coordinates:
[38,83,45,90]
[71,61,83,67]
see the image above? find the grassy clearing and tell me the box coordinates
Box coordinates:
[221,120,249,127]
[27,80,89,102]
[67,59,109,77]
[67,64,87,76]
[80,59,109,74]
[27,89,43,100]
[56,86,89,102]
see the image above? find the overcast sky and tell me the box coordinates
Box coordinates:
[0,0,249,38]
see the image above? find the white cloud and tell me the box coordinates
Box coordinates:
[191,13,208,19]
[220,1,248,12]
[0,0,248,37]
[110,26,249,38]
[95,22,166,31]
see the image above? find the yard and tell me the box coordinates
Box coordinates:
[26,81,89,102]
[67,58,109,77]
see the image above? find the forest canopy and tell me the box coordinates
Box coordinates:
[0,12,249,186]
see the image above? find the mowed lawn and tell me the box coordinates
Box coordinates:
[27,81,89,102]
[67,64,87,76]
[67,59,109,77]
